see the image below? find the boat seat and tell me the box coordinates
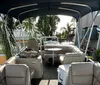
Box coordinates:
[16,55,43,78]
[43,45,85,64]
[60,53,85,64]
[16,58,35,79]
[0,65,6,85]
[0,64,30,85]
[93,63,100,85]
[59,45,86,64]
[5,38,43,79]
[27,38,39,53]
[5,56,43,79]
[67,62,100,85]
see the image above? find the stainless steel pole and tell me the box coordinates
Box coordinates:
[96,32,100,49]
[85,11,99,54]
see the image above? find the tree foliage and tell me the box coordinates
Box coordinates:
[57,22,76,41]
[36,15,60,36]
[0,14,19,59]
[0,15,60,59]
[22,17,37,38]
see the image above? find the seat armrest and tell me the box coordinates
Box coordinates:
[37,55,42,59]
[59,55,65,63]
[5,57,17,64]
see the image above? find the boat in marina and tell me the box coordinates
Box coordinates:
[0,0,100,85]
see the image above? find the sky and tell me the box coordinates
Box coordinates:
[56,15,73,33]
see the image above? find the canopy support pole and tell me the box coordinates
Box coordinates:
[74,17,81,49]
[96,24,100,49]
[96,32,100,49]
[85,11,99,54]
[76,20,80,49]
[22,29,25,47]
[80,12,99,47]
[80,26,90,46]
[19,27,22,49]
[80,14,94,46]
[85,21,94,54]
[74,28,77,44]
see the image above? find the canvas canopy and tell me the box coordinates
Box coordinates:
[0,0,100,21]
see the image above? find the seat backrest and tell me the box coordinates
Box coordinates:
[0,65,6,85]
[67,62,93,85]
[27,38,39,52]
[16,56,43,79]
[63,53,85,64]
[93,63,100,85]
[5,64,30,85]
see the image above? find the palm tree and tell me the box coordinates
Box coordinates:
[36,15,60,36]
[0,14,19,59]
[61,23,76,41]
[22,17,37,38]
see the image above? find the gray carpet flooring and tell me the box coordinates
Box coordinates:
[31,63,60,85]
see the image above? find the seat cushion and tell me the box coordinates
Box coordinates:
[23,50,39,58]
[71,62,93,85]
[93,63,100,85]
[5,64,30,85]
[73,84,91,85]
[0,65,6,85]
[27,38,39,52]
[62,53,85,64]
[16,57,43,78]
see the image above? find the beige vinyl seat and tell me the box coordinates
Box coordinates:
[27,38,39,53]
[18,38,43,78]
[5,56,43,79]
[67,62,100,85]
[0,64,30,85]
[16,56,43,79]
[5,38,43,79]
[43,45,85,64]
[0,65,6,85]
[59,45,86,64]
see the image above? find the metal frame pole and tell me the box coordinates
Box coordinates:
[74,27,77,44]
[80,13,94,46]
[22,28,25,47]
[74,17,81,49]
[85,22,94,54]
[76,21,80,48]
[19,27,22,49]
[85,11,99,54]
[78,18,81,49]
[80,26,90,46]
[96,22,100,49]
[19,22,25,48]
[96,32,100,49]
[80,12,98,47]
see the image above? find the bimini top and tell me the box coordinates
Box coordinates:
[0,0,100,21]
